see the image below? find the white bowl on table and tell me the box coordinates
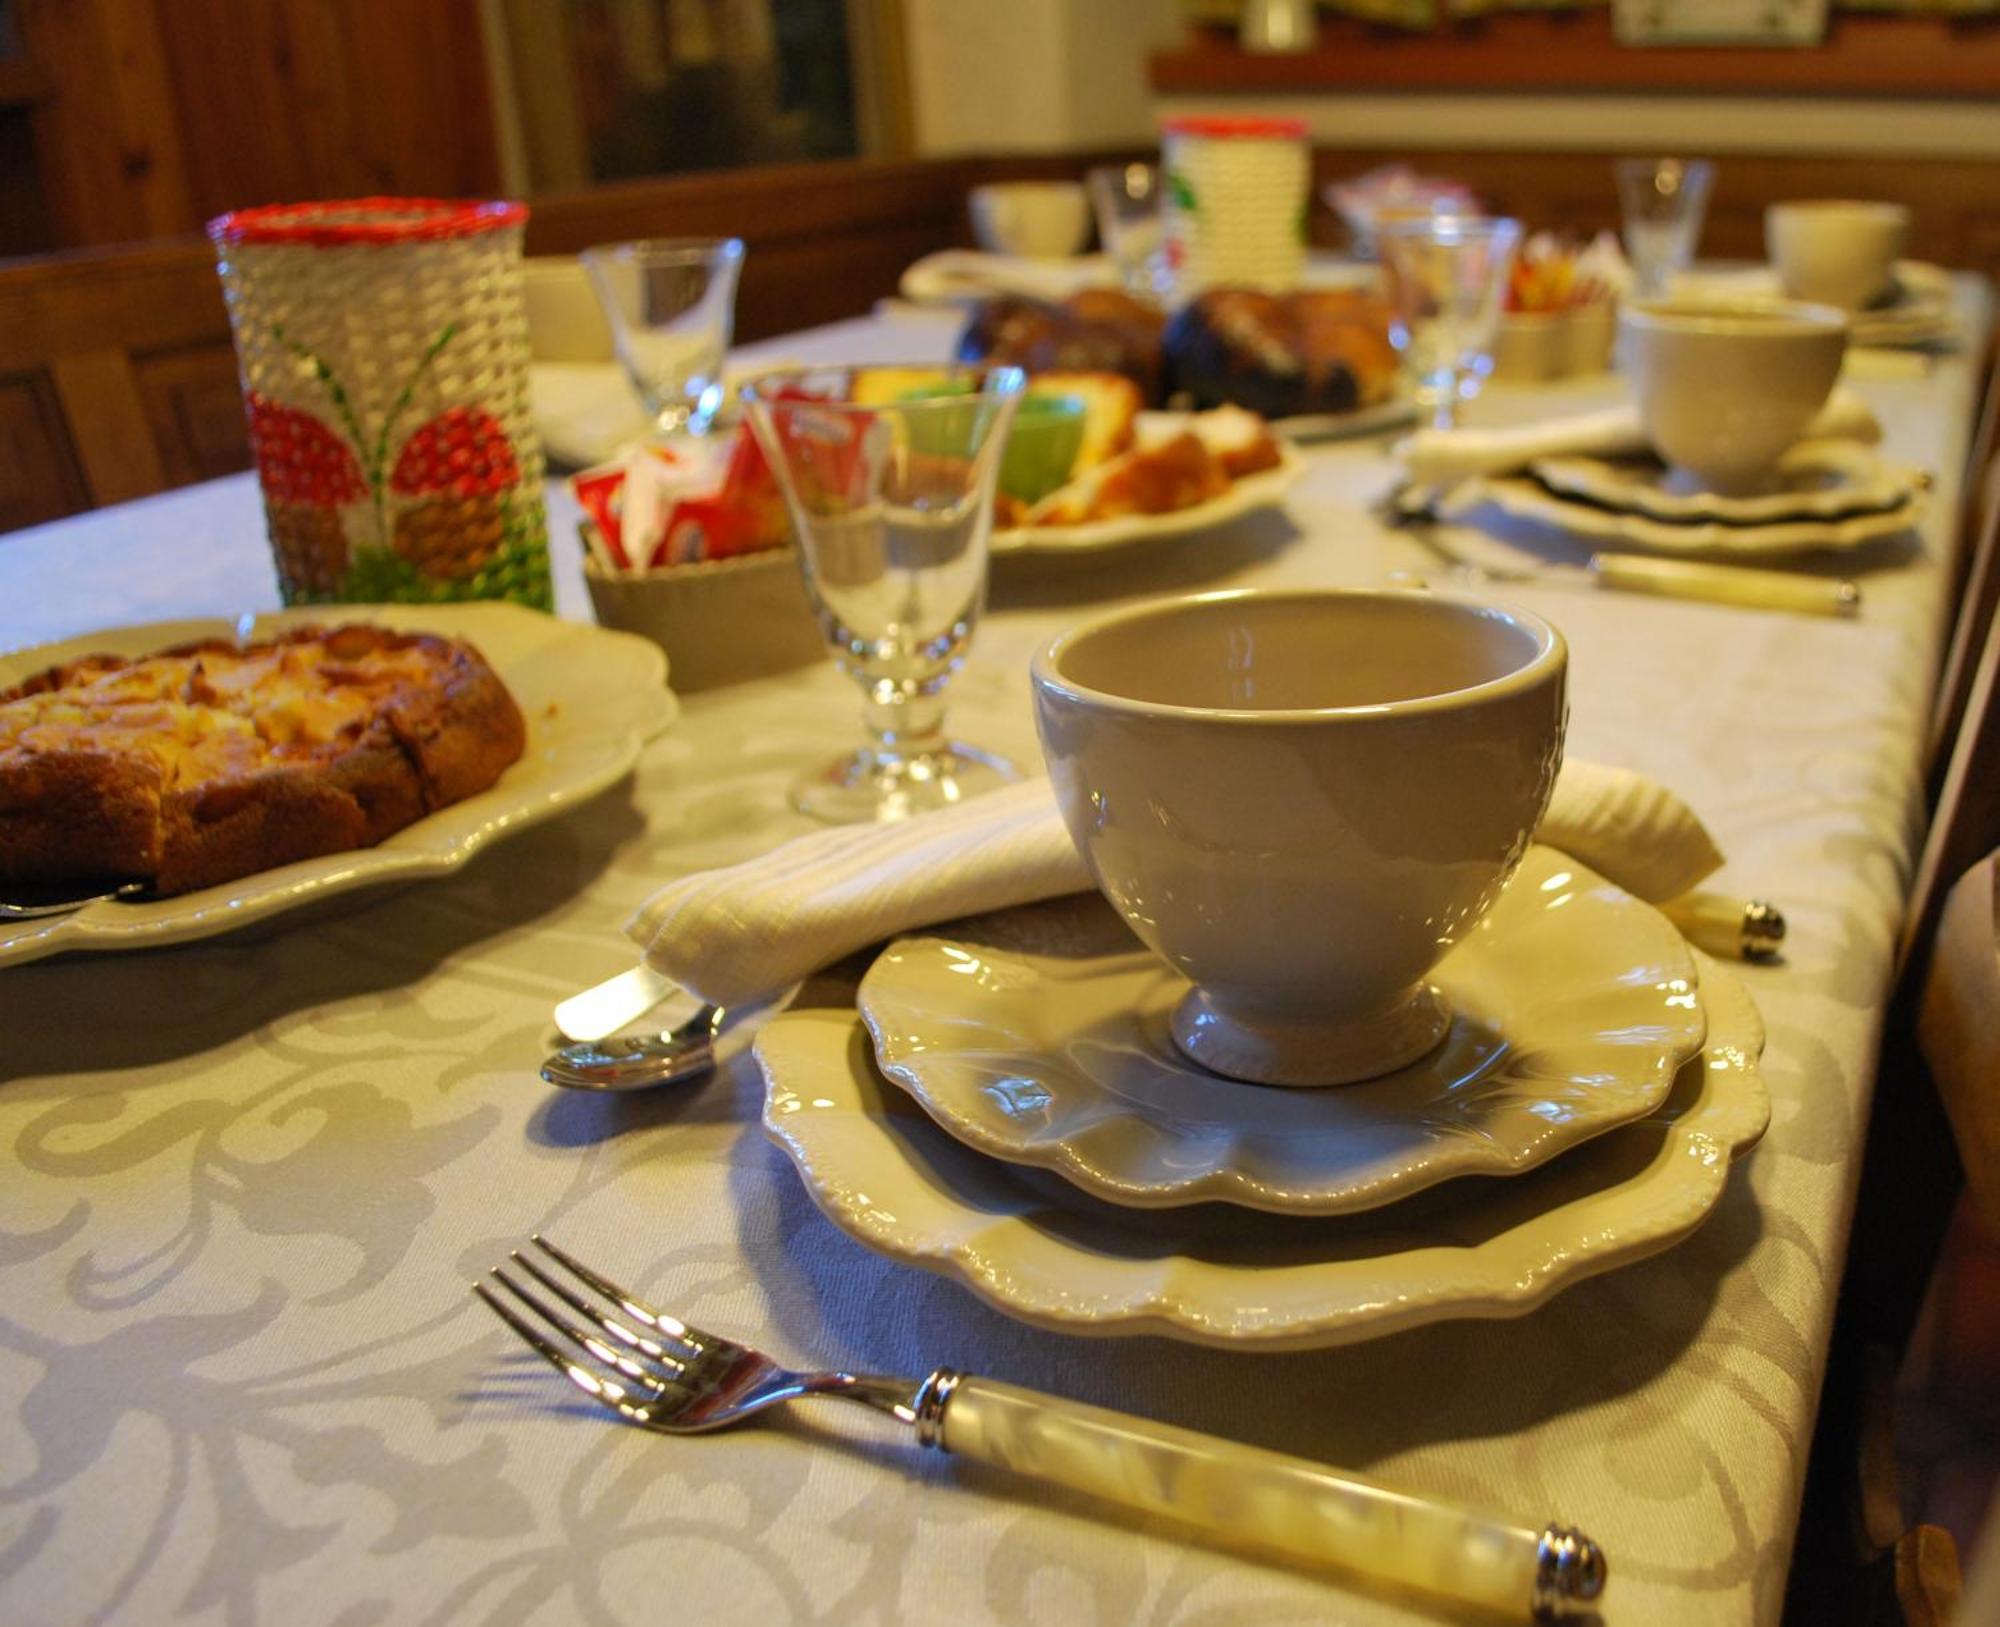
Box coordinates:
[1031,588,1567,1087]
[1620,297,1848,495]
[1765,201,1911,312]
[969,182,1092,260]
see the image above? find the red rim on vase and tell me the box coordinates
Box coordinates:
[1161,115,1309,141]
[207,197,528,249]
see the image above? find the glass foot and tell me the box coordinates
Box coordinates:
[790,742,1021,825]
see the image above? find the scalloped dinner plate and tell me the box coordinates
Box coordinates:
[0,602,677,968]
[991,441,1306,559]
[1531,441,1923,528]
[856,848,1706,1215]
[757,953,1769,1351]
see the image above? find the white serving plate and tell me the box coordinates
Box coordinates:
[991,441,1305,558]
[758,952,1769,1351]
[857,848,1706,1214]
[0,603,676,968]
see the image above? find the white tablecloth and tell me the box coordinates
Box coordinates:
[0,289,1989,1627]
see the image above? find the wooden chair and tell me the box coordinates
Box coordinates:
[1926,348,2000,782]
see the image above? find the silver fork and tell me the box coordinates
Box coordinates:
[475,1237,1607,1621]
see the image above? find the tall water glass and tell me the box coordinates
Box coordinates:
[1376,215,1521,429]
[1087,163,1167,297]
[1615,158,1714,300]
[584,238,743,437]
[743,365,1026,824]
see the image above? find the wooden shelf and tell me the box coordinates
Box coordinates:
[1152,12,2000,100]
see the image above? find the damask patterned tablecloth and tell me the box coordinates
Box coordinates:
[0,290,1990,1627]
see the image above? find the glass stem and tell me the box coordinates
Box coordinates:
[863,684,946,762]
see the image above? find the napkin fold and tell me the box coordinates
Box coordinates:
[897,249,1116,307]
[627,761,1725,1007]
[1395,386,1882,487]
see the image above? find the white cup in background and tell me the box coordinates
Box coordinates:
[1766,200,1911,311]
[969,182,1091,260]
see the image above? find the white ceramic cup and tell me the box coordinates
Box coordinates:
[1621,298,1848,494]
[1031,588,1567,1087]
[1766,200,1911,312]
[969,182,1091,260]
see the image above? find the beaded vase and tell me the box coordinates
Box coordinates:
[209,198,552,610]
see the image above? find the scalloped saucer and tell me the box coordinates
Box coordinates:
[856,847,1707,1216]
[757,953,1768,1351]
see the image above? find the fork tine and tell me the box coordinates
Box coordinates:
[528,1233,707,1349]
[487,1266,680,1397]
[470,1284,660,1425]
[507,1248,692,1368]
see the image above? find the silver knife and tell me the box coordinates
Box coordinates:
[553,963,680,1043]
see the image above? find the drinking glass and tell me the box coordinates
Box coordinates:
[583,238,743,437]
[1086,163,1167,297]
[1615,158,1714,300]
[742,365,1026,824]
[1376,215,1521,429]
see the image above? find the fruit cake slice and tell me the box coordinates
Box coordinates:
[0,624,525,897]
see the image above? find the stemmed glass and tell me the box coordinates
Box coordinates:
[1376,215,1521,429]
[1086,163,1168,297]
[1615,158,1714,300]
[742,365,1026,824]
[583,238,744,437]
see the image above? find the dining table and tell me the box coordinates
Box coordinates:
[0,275,1991,1627]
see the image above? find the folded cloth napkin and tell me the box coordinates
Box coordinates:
[898,249,1117,308]
[627,760,1725,1007]
[1396,387,1882,487]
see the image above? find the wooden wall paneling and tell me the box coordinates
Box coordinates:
[134,344,255,489]
[153,0,504,222]
[1305,148,2000,286]
[49,348,168,506]
[15,0,196,247]
[0,372,89,533]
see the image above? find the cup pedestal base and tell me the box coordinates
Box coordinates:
[791,742,1019,825]
[1169,983,1452,1087]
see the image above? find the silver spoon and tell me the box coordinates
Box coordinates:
[542,1004,728,1091]
[540,990,788,1092]
[0,880,149,921]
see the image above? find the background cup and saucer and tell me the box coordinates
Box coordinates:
[968,182,1092,260]
[1766,200,1911,313]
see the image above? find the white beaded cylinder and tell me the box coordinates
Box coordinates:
[209,198,551,610]
[1162,116,1311,297]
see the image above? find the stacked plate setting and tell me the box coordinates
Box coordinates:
[755,845,1771,1351]
[1849,261,1958,350]
[1470,439,1928,556]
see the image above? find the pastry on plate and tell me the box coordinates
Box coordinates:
[0,624,525,897]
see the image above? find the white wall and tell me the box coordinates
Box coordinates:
[904,0,1182,156]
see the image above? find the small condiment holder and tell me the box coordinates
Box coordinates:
[572,435,823,692]
[580,531,824,693]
